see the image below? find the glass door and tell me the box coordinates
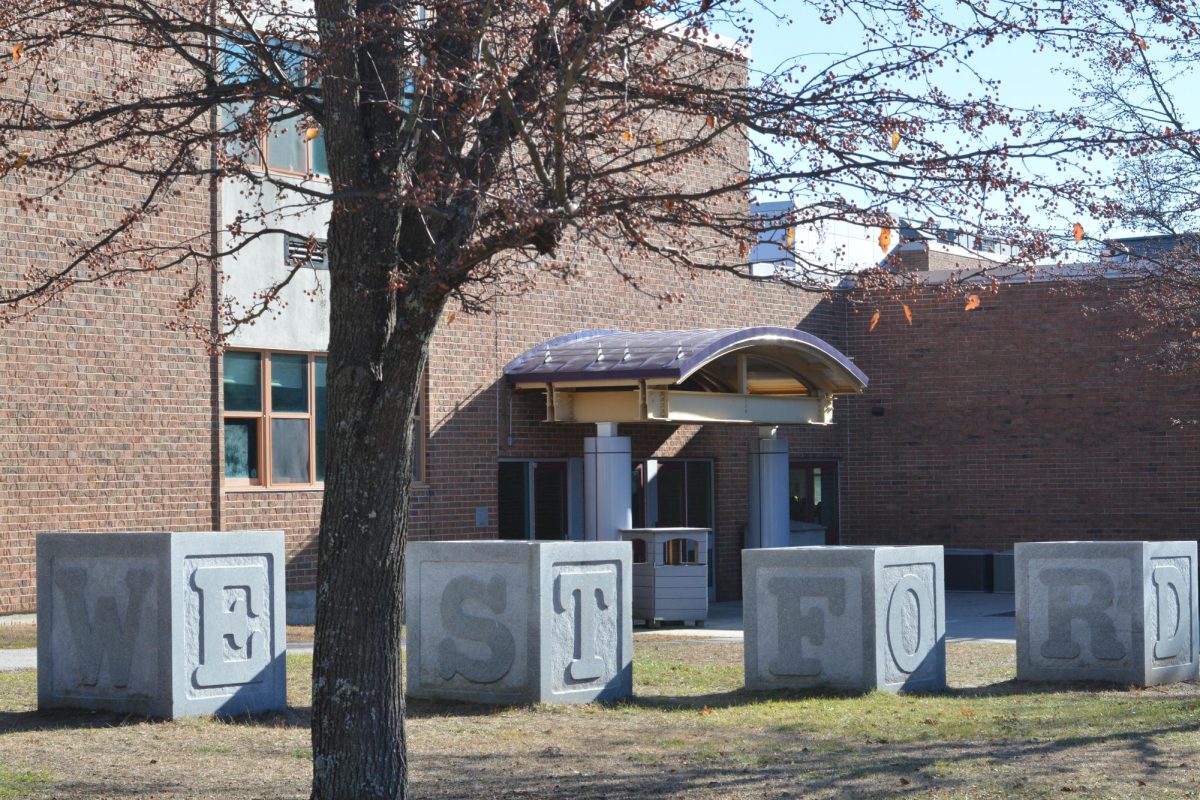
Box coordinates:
[788,461,839,544]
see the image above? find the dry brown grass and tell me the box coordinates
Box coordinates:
[1,642,1198,799]
[0,625,36,650]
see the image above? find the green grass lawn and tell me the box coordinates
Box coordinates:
[0,641,1197,798]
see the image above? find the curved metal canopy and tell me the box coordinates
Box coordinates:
[503,327,868,395]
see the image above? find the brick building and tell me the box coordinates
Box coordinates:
[4,36,1198,618]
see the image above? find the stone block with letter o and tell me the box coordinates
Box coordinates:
[405,540,632,705]
[743,545,946,693]
[37,531,286,718]
[1016,541,1198,686]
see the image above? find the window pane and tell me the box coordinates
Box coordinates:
[224,419,259,480]
[817,467,838,529]
[310,130,328,175]
[315,358,327,482]
[224,352,262,412]
[686,461,714,528]
[655,462,686,527]
[533,462,567,540]
[789,466,810,523]
[497,462,530,539]
[271,418,311,483]
[266,121,307,172]
[631,462,645,528]
[219,102,263,165]
[271,354,309,412]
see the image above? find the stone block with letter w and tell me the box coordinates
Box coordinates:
[37,531,286,718]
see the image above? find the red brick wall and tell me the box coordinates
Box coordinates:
[0,51,217,613]
[841,282,1200,551]
[221,491,322,592]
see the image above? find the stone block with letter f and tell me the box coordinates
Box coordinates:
[1016,541,1198,686]
[406,540,632,705]
[743,546,946,693]
[37,531,286,718]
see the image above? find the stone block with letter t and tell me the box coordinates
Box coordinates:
[37,531,286,718]
[1016,541,1198,686]
[743,546,946,693]
[406,540,632,705]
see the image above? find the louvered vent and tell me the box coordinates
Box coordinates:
[284,234,328,269]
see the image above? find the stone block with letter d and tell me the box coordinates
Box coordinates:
[37,531,286,718]
[406,540,632,705]
[743,546,946,693]
[1016,541,1198,686]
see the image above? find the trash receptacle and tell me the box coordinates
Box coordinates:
[620,528,709,627]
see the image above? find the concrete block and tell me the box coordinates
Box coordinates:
[744,546,945,693]
[37,531,286,718]
[1016,541,1198,686]
[406,540,632,705]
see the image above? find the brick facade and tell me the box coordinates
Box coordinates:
[840,281,1200,551]
[0,42,218,612]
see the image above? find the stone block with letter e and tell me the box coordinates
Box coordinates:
[37,531,286,718]
[406,540,632,705]
[1016,541,1198,686]
[743,546,946,693]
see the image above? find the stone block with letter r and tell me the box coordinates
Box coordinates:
[1016,541,1198,686]
[406,540,632,705]
[743,546,946,693]
[37,531,286,718]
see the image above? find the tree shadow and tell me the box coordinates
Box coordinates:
[0,703,311,734]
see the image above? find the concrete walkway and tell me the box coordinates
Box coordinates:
[635,591,1016,644]
[0,592,1015,672]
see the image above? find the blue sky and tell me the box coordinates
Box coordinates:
[714,2,1200,243]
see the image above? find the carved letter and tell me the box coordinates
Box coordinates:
[556,571,616,682]
[54,567,153,688]
[767,576,846,678]
[1152,565,1187,662]
[886,574,932,673]
[1039,567,1125,661]
[191,565,270,687]
[437,575,515,684]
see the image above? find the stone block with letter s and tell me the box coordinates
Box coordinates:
[405,540,632,705]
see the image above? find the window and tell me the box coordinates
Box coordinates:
[223,351,424,487]
[635,459,714,529]
[218,38,328,177]
[789,461,839,544]
[633,458,715,597]
[498,460,577,540]
[223,351,326,487]
[221,102,328,177]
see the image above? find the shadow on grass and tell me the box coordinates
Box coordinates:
[0,704,311,734]
[411,717,1200,800]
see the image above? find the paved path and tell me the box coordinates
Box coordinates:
[0,592,1015,672]
[635,592,1016,644]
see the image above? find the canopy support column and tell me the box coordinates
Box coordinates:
[584,422,632,541]
[747,426,789,549]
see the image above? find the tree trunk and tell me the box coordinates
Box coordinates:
[309,195,442,798]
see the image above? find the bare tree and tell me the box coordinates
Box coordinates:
[1061,2,1200,370]
[0,1,1163,797]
